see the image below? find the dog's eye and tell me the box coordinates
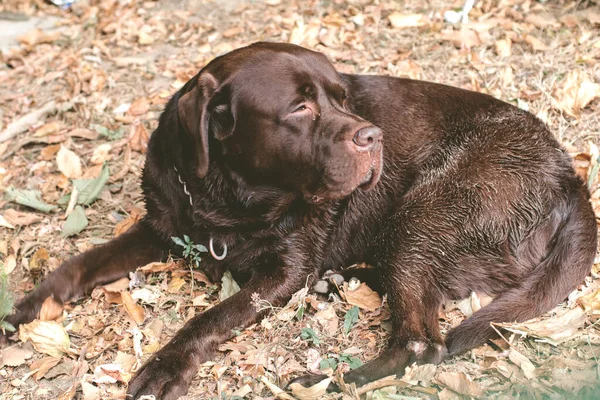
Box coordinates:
[294,105,308,113]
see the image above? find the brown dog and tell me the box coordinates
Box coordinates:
[3,42,596,399]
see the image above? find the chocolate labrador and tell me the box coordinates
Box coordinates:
[3,42,597,399]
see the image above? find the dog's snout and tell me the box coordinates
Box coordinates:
[353,126,382,149]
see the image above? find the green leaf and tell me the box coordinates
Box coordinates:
[341,354,363,370]
[5,187,56,213]
[219,270,240,301]
[296,303,305,321]
[0,264,15,320]
[171,237,186,247]
[300,327,321,345]
[72,164,110,205]
[319,358,337,371]
[343,306,360,335]
[62,206,88,237]
[588,155,600,189]
[194,244,208,253]
[91,124,124,140]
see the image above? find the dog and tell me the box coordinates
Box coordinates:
[3,42,596,399]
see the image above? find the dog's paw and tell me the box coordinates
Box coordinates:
[127,349,197,400]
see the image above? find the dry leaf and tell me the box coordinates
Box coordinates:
[289,377,332,400]
[523,34,548,51]
[81,381,101,400]
[168,276,186,293]
[554,70,600,118]
[343,282,382,311]
[1,343,34,367]
[39,296,64,321]
[401,363,437,386]
[56,146,83,179]
[30,356,61,380]
[129,124,149,153]
[4,254,17,274]
[34,121,62,137]
[121,292,145,325]
[495,38,512,57]
[388,13,426,29]
[103,277,130,292]
[441,28,482,49]
[128,97,150,116]
[19,29,60,46]
[498,307,586,345]
[19,320,71,358]
[69,128,99,140]
[114,213,141,236]
[3,209,42,226]
[91,143,112,164]
[508,348,536,379]
[577,288,600,321]
[436,372,484,397]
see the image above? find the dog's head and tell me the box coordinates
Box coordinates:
[178,42,383,202]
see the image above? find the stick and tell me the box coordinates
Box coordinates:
[0,101,57,143]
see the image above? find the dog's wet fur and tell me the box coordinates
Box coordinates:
[3,42,596,399]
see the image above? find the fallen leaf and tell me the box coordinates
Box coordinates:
[62,205,88,237]
[436,372,484,397]
[495,38,512,57]
[128,97,150,116]
[69,128,99,140]
[498,307,586,345]
[523,34,548,51]
[388,13,426,29]
[19,320,71,358]
[402,363,437,386]
[1,343,34,367]
[38,296,63,321]
[4,254,16,274]
[129,123,149,153]
[167,276,186,293]
[40,144,61,160]
[30,356,61,380]
[554,70,600,118]
[19,29,60,46]
[56,146,82,179]
[5,188,56,213]
[114,213,141,236]
[90,143,112,164]
[81,381,101,400]
[219,270,240,301]
[577,288,600,322]
[289,377,332,400]
[121,292,145,325]
[103,277,130,292]
[343,282,382,311]
[72,164,110,205]
[34,121,62,137]
[508,348,536,379]
[441,28,482,49]
[0,215,14,229]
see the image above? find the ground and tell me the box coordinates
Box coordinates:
[1,0,600,399]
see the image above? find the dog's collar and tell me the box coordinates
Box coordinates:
[173,165,227,260]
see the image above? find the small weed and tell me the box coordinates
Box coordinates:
[0,263,16,334]
[343,306,360,335]
[172,235,208,269]
[300,327,321,345]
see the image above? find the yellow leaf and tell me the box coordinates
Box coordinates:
[121,292,145,325]
[19,320,71,358]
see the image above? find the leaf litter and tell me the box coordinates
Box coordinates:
[1,0,600,399]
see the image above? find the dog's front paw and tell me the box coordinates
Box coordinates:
[127,348,197,400]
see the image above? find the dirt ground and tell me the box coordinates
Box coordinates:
[1,0,600,399]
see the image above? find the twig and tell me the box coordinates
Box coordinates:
[261,376,297,400]
[0,101,57,143]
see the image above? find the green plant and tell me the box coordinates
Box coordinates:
[343,306,360,335]
[319,353,362,371]
[300,327,321,345]
[172,235,208,268]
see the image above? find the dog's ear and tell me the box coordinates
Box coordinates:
[177,72,219,178]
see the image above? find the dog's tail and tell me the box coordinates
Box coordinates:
[445,182,597,355]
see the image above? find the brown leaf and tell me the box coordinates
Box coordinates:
[3,209,42,226]
[69,128,99,140]
[30,356,61,380]
[441,28,482,49]
[138,261,180,273]
[114,213,141,236]
[554,70,600,118]
[344,282,382,311]
[103,277,130,292]
[129,123,149,153]
[121,292,145,325]
[128,97,150,116]
[436,372,484,397]
[495,38,512,57]
[388,13,426,29]
[90,143,112,164]
[1,343,34,367]
[19,320,71,358]
[523,34,548,51]
[34,121,62,137]
[56,146,83,179]
[577,288,600,322]
[168,276,187,293]
[39,296,64,321]
[508,348,536,379]
[30,248,49,272]
[19,29,60,46]
[40,144,61,161]
[289,377,332,400]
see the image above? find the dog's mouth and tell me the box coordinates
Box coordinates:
[359,152,383,191]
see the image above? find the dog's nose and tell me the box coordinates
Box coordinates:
[353,126,382,149]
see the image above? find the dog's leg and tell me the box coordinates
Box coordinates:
[2,221,165,338]
[127,262,313,400]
